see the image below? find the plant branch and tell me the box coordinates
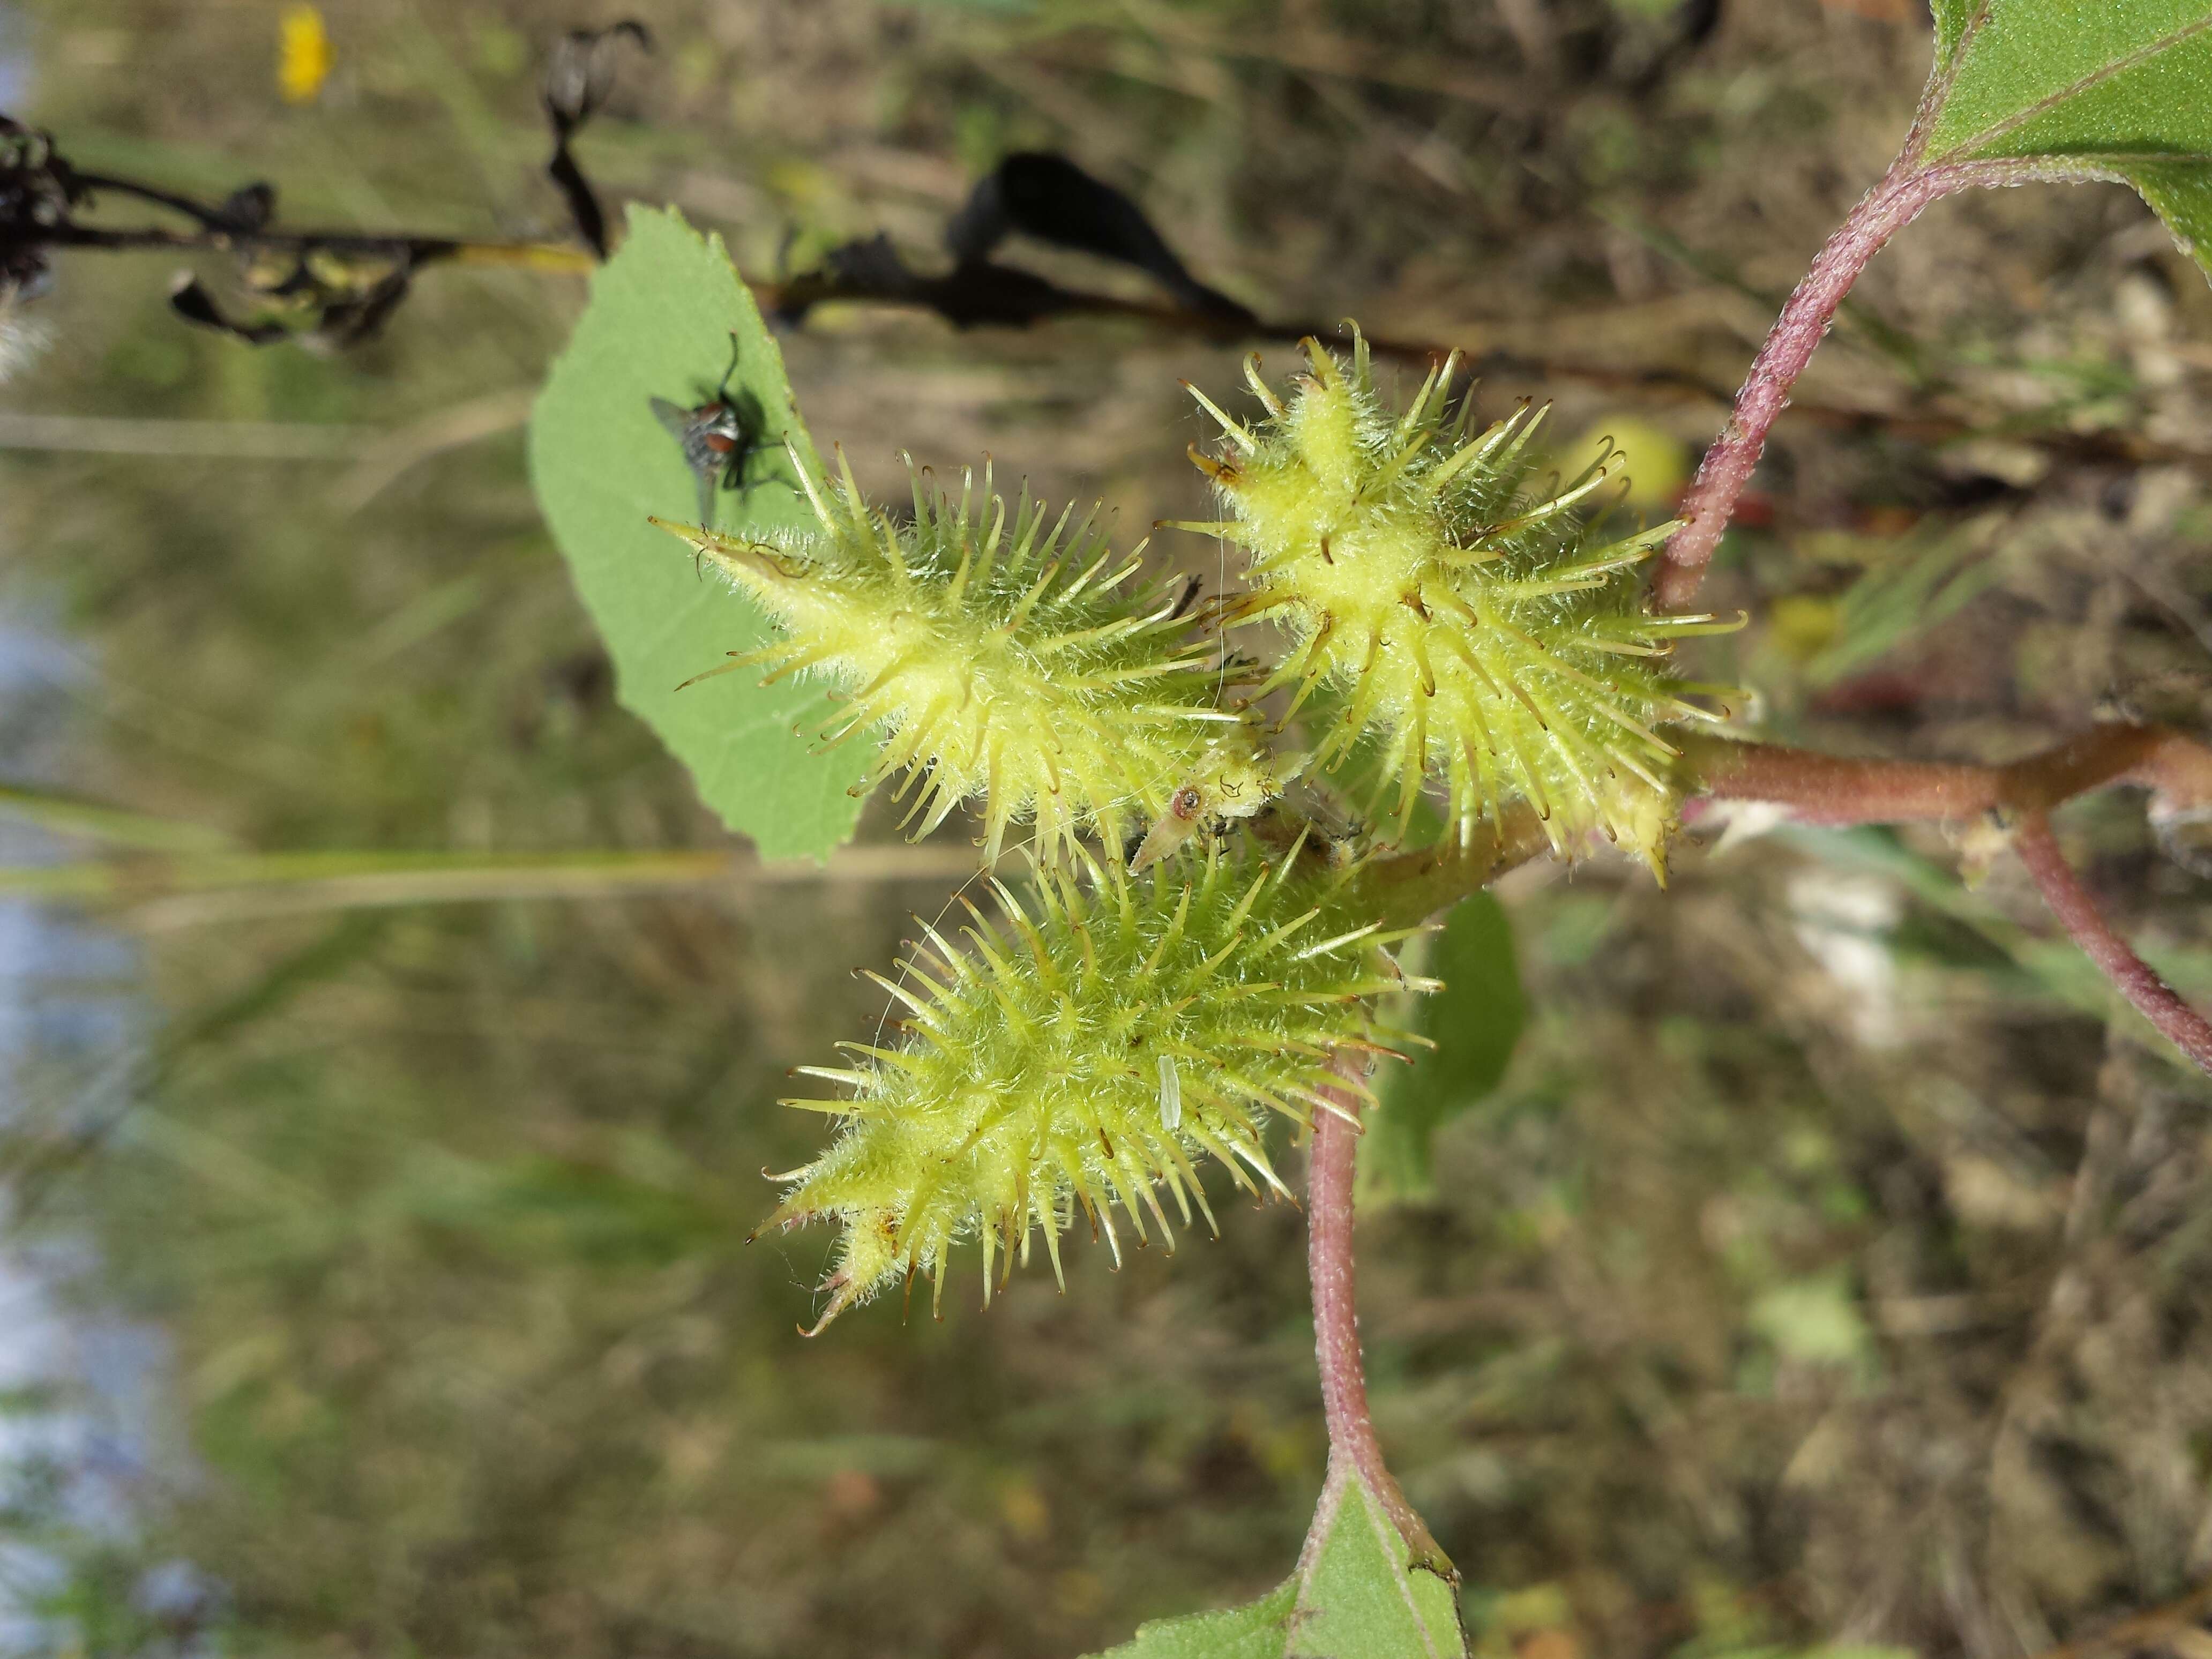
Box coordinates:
[1682,726,2212,825]
[1347,800,1553,933]
[47,219,596,272]
[2012,811,2212,1073]
[1684,726,2212,1076]
[35,127,2208,479]
[1654,159,1989,610]
[1651,134,2161,614]
[1341,726,2212,940]
[1307,1056,1449,1575]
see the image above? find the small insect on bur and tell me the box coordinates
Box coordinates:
[1156,1053,1182,1133]
[1167,573,1202,622]
[651,333,766,530]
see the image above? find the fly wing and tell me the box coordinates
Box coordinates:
[650,398,694,443]
[694,467,718,530]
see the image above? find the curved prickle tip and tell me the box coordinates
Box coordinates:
[1183,380,1258,452]
[1187,443,1240,486]
[801,1274,861,1337]
[1243,353,1287,417]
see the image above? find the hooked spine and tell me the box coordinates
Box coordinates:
[1175,332,1739,873]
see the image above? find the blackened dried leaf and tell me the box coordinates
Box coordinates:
[1680,0,1724,47]
[169,273,289,345]
[313,266,413,347]
[946,152,1255,327]
[0,115,79,293]
[211,183,276,234]
[819,233,931,305]
[542,20,652,130]
[781,233,1093,331]
[541,20,651,260]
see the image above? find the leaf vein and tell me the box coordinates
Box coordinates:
[1941,10,2212,160]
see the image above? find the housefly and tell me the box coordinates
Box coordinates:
[651,334,764,528]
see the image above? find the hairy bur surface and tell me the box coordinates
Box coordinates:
[1177,334,1739,873]
[768,843,1428,1331]
[657,449,1261,864]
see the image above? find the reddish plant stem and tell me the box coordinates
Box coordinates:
[1654,161,1986,611]
[1683,727,2212,1077]
[1356,724,2212,932]
[1307,1062,1447,1572]
[1683,726,2212,825]
[2013,812,2212,1073]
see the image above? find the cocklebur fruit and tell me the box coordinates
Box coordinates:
[656,446,1263,865]
[1172,332,1740,874]
[765,839,1430,1332]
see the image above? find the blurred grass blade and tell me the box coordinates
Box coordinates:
[0,844,978,928]
[528,204,869,861]
[1784,825,2212,1072]
[1804,524,1997,689]
[0,413,377,459]
[2,914,390,1217]
[0,780,236,853]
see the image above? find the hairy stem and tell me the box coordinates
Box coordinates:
[2012,812,2212,1074]
[1684,727,2212,1077]
[1347,727,2212,939]
[1683,726,2212,824]
[1653,161,1985,610]
[1348,800,1553,932]
[1307,1057,1449,1573]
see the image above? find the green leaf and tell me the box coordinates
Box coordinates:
[1359,892,1526,1204]
[1097,1585,1299,1659]
[1921,2,2212,278]
[1089,1472,1465,1659]
[528,205,868,861]
[1929,0,1977,62]
[1294,1477,1464,1657]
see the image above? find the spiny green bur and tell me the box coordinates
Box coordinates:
[768,842,1426,1332]
[658,449,1258,865]
[1177,333,1739,873]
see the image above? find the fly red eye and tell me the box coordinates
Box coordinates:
[703,431,737,454]
[1171,785,1204,820]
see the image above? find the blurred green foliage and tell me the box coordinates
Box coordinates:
[1362,894,1527,1207]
